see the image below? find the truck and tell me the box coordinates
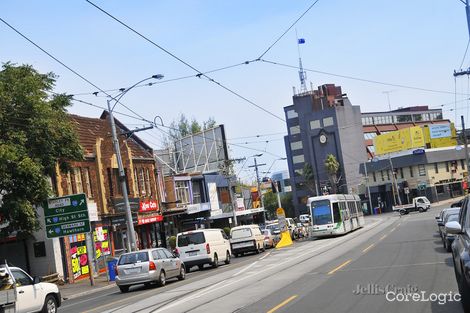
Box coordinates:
[0,262,62,313]
[392,196,431,215]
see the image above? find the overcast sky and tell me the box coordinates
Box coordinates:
[2,0,469,181]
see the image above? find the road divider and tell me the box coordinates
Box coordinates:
[267,295,298,313]
[328,259,352,275]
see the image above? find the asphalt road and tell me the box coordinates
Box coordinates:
[59,205,462,313]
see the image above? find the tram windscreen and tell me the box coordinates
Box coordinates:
[311,200,333,225]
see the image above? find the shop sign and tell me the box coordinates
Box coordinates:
[429,124,451,139]
[110,213,138,226]
[139,200,159,212]
[187,203,211,214]
[138,213,163,225]
[113,198,140,213]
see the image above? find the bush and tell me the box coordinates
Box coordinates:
[169,236,177,249]
[223,227,231,237]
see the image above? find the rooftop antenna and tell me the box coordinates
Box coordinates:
[296,29,307,94]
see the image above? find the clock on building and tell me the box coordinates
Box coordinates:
[319,134,327,144]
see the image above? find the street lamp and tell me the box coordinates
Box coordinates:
[106,74,164,252]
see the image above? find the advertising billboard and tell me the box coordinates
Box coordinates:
[374,126,425,155]
[423,123,457,149]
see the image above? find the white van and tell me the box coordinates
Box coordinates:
[175,229,231,272]
[230,225,265,257]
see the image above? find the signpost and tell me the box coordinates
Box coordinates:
[275,208,292,248]
[44,194,90,238]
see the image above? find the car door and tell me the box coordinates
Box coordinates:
[220,230,230,257]
[11,269,43,313]
[455,199,470,280]
[156,249,173,277]
[162,249,178,277]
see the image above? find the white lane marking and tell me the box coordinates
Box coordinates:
[232,261,258,277]
[259,251,272,260]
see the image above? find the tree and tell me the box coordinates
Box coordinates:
[203,117,216,130]
[263,192,278,219]
[0,63,83,237]
[324,154,340,194]
[302,163,317,194]
[190,118,202,134]
[168,114,217,139]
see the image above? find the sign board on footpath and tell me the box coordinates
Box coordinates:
[275,207,293,249]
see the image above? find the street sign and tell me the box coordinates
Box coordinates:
[44,194,90,239]
[417,183,427,191]
[276,207,287,231]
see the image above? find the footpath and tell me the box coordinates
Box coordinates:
[59,274,116,300]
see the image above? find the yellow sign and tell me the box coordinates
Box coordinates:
[276,208,285,217]
[423,123,457,148]
[374,126,425,155]
[276,231,293,249]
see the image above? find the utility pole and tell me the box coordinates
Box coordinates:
[388,155,402,206]
[248,157,266,209]
[221,158,246,227]
[461,116,470,188]
[363,161,373,215]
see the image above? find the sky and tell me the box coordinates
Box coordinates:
[1,0,470,182]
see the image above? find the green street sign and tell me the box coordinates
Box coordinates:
[44,194,90,239]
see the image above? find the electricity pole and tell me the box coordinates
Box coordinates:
[363,161,373,215]
[461,116,470,188]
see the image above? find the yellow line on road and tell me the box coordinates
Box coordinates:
[328,259,352,275]
[267,295,298,313]
[362,244,375,253]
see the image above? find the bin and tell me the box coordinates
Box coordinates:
[107,259,118,281]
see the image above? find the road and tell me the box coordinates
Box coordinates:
[59,204,463,313]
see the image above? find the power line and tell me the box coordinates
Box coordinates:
[85,0,285,123]
[260,59,470,96]
[459,39,470,70]
[257,0,321,60]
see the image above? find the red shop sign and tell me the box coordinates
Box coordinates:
[138,214,163,225]
[139,200,159,212]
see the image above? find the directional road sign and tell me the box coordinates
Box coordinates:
[44,193,90,239]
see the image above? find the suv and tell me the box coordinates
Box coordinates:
[447,197,470,312]
[230,225,265,257]
[0,265,61,313]
[176,229,231,272]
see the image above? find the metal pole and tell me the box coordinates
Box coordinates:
[254,158,264,209]
[363,162,373,215]
[388,155,402,206]
[461,116,470,188]
[107,99,137,252]
[85,232,95,286]
[274,180,282,208]
[227,176,238,227]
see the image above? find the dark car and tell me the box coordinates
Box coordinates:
[442,213,460,252]
[451,199,465,208]
[448,197,470,312]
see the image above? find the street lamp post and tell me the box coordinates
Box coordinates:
[106,74,164,252]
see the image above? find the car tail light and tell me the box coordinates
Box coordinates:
[149,261,156,271]
[114,265,118,276]
[206,243,210,254]
[174,248,179,257]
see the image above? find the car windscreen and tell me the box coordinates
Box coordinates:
[118,252,149,265]
[232,228,252,239]
[311,200,333,225]
[447,214,459,223]
[177,232,206,247]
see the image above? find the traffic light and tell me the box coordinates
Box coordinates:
[271,180,281,193]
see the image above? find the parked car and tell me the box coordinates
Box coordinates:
[175,229,231,272]
[437,208,460,238]
[392,196,430,215]
[286,218,299,239]
[451,198,465,208]
[262,229,279,248]
[296,223,307,238]
[230,225,265,257]
[265,223,281,236]
[115,248,185,293]
[447,197,470,312]
[0,263,62,313]
[299,214,311,224]
[442,212,460,252]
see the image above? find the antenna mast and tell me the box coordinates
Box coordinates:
[296,29,307,93]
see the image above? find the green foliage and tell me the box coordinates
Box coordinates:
[0,63,83,236]
[190,118,202,134]
[168,114,217,139]
[263,192,295,219]
[324,154,340,193]
[302,163,317,194]
[223,227,231,237]
[169,235,177,249]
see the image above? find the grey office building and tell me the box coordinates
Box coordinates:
[284,84,367,215]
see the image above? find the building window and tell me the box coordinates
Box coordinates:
[145,169,152,196]
[418,164,426,176]
[368,145,376,154]
[381,171,385,181]
[73,168,83,194]
[294,168,303,176]
[323,117,334,127]
[192,181,202,204]
[286,110,298,119]
[461,159,466,170]
[436,185,445,194]
[386,170,390,181]
[139,169,146,196]
[434,163,439,174]
[397,115,412,123]
[310,120,320,130]
[290,125,300,135]
[409,166,414,177]
[293,155,305,164]
[290,141,303,151]
[107,168,114,197]
[175,181,190,204]
[67,171,73,194]
[364,132,377,140]
[83,168,93,199]
[134,168,139,195]
[372,172,376,182]
[400,168,404,179]
[446,162,450,172]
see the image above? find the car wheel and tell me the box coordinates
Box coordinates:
[119,285,130,293]
[225,251,231,264]
[178,266,186,280]
[255,245,260,254]
[234,253,239,258]
[459,272,470,313]
[399,210,406,215]
[198,264,204,271]
[157,270,166,287]
[42,295,57,313]
[419,207,424,213]
[446,240,452,253]
[212,254,219,268]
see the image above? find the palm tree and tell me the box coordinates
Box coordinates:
[324,154,340,194]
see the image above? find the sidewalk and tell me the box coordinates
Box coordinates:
[59,274,117,300]
[431,195,464,207]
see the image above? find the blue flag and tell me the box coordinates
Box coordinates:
[298,38,306,44]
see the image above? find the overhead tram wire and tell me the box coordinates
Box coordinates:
[85,0,285,123]
[260,59,470,96]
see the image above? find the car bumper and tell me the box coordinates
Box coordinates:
[183,258,212,268]
[115,270,159,286]
[232,246,256,254]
